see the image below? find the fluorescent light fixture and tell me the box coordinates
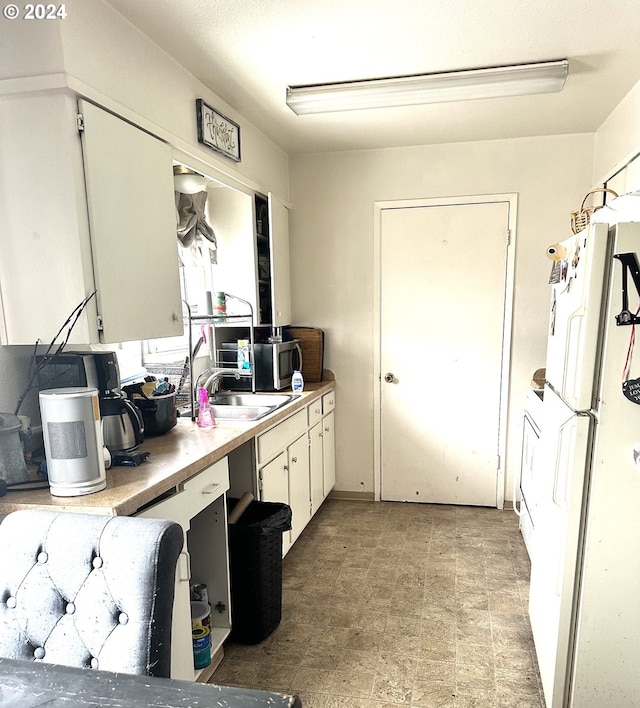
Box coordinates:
[286,60,569,115]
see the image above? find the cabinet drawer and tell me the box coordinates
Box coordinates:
[257,409,307,465]
[307,397,323,427]
[322,391,336,414]
[136,489,190,528]
[183,458,230,518]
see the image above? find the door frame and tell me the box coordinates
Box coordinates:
[372,194,518,508]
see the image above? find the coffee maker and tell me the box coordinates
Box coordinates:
[37,351,144,453]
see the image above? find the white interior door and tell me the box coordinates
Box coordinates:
[380,199,510,506]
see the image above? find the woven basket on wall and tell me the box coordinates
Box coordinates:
[570,188,619,234]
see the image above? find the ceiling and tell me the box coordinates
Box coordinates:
[105,0,640,155]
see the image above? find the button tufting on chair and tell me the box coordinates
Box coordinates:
[0,510,183,678]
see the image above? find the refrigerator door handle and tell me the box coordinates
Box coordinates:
[552,417,573,509]
[513,469,522,517]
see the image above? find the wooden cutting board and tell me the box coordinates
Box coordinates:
[285,327,324,382]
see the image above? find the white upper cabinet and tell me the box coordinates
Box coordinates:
[268,192,291,327]
[78,100,182,343]
[206,186,291,327]
[0,91,182,346]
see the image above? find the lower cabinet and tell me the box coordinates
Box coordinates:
[322,410,336,497]
[309,422,325,515]
[260,450,292,554]
[287,434,311,544]
[256,390,336,555]
[136,457,231,682]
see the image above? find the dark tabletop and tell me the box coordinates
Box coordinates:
[0,657,302,707]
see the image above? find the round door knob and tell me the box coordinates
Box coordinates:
[384,373,396,383]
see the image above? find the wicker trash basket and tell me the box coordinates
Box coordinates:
[227,499,292,644]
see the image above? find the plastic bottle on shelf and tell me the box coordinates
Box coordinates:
[197,387,216,428]
[237,339,251,370]
[291,370,304,393]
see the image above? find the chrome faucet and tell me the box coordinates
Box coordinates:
[199,368,241,396]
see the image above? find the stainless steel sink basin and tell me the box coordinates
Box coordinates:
[178,392,298,422]
[209,405,273,421]
[210,393,295,408]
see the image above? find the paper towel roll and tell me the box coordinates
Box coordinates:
[546,244,567,261]
[228,491,254,524]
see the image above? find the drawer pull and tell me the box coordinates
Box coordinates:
[315,408,321,414]
[201,483,221,495]
[291,456,298,464]
[325,427,330,433]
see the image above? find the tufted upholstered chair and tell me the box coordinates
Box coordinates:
[0,509,183,678]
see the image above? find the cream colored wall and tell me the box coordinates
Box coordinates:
[594,79,640,185]
[56,0,289,200]
[289,135,595,501]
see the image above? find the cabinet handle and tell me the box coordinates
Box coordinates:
[325,427,330,433]
[178,551,190,582]
[291,456,297,464]
[328,399,334,405]
[201,483,221,495]
[284,465,289,471]
[319,432,324,438]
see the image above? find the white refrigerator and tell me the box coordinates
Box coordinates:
[529,220,640,707]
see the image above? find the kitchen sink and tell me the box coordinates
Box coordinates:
[210,393,296,408]
[209,405,273,421]
[178,392,298,422]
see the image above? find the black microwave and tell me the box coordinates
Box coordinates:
[221,340,302,391]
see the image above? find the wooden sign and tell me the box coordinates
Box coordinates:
[196,99,241,162]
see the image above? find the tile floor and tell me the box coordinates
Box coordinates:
[211,499,544,707]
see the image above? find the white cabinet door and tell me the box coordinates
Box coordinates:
[322,411,336,496]
[79,100,182,343]
[309,422,325,515]
[260,451,291,554]
[0,92,182,345]
[0,92,96,345]
[288,433,311,543]
[136,492,194,681]
[268,193,291,326]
